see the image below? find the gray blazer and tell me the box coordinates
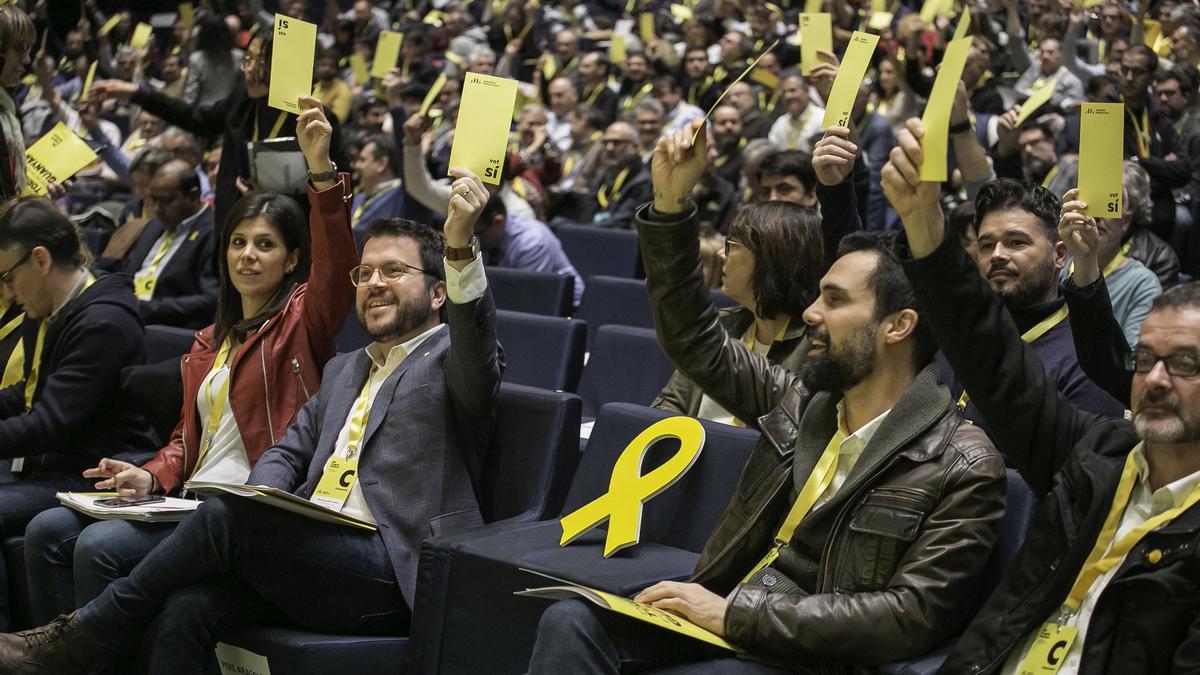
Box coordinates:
[248,290,503,605]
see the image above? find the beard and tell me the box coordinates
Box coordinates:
[1026,156,1053,182]
[988,255,1058,309]
[357,287,434,344]
[1133,387,1200,443]
[799,323,877,394]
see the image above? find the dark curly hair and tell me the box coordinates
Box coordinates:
[974,178,1061,244]
[727,201,822,319]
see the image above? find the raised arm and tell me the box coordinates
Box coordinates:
[813,126,863,269]
[92,78,231,139]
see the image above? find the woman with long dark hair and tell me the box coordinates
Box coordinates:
[23,98,357,624]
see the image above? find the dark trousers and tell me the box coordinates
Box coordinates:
[527,599,805,674]
[76,495,409,670]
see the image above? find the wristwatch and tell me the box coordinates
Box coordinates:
[308,162,338,183]
[445,236,480,261]
[948,120,973,135]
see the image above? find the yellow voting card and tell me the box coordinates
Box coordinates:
[692,39,779,143]
[799,14,833,76]
[669,4,693,22]
[640,12,655,43]
[372,31,403,79]
[823,31,879,128]
[953,7,971,40]
[542,57,557,81]
[805,0,823,12]
[130,22,152,48]
[868,11,894,31]
[1014,75,1059,127]
[178,2,194,26]
[750,67,780,90]
[1078,103,1124,218]
[22,122,98,196]
[268,14,316,114]
[349,53,369,85]
[919,36,972,182]
[610,33,627,65]
[871,0,888,11]
[80,61,97,102]
[420,72,447,117]
[99,14,120,37]
[449,73,518,185]
[920,0,952,24]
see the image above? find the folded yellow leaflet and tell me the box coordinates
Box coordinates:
[268,14,316,114]
[610,33,627,65]
[799,13,833,76]
[1013,74,1059,128]
[420,72,448,117]
[920,0,953,24]
[1078,103,1124,218]
[22,122,99,196]
[130,22,153,49]
[449,73,519,185]
[372,31,404,79]
[919,37,972,182]
[640,12,655,43]
[823,31,879,128]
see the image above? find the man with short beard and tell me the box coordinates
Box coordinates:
[1013,121,1077,197]
[886,115,1200,675]
[527,119,1006,672]
[943,179,1125,428]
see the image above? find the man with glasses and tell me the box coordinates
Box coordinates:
[95,159,217,329]
[884,114,1200,675]
[577,121,652,228]
[0,169,502,673]
[1014,121,1077,197]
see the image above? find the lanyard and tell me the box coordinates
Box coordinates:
[1067,240,1131,279]
[253,110,288,142]
[344,365,379,456]
[714,138,747,168]
[597,167,630,209]
[730,319,787,427]
[688,77,712,105]
[191,339,234,473]
[135,230,176,300]
[25,273,95,411]
[1041,163,1060,188]
[0,301,21,343]
[1061,444,1200,615]
[353,180,399,222]
[584,84,605,105]
[1128,107,1151,159]
[621,82,653,114]
[784,108,814,149]
[957,306,1068,411]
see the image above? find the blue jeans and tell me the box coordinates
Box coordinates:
[24,507,175,625]
[76,494,408,667]
[527,599,806,674]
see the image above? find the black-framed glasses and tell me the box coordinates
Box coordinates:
[724,237,744,256]
[1126,350,1200,378]
[349,261,432,287]
[0,250,31,286]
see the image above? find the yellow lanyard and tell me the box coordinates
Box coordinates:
[1068,241,1131,279]
[742,425,848,582]
[1062,444,1200,615]
[584,84,605,105]
[353,180,398,222]
[688,77,712,105]
[957,306,1068,411]
[253,110,288,142]
[0,301,21,343]
[596,167,631,210]
[621,82,653,114]
[192,339,234,473]
[135,231,176,300]
[713,138,747,168]
[25,274,95,411]
[731,320,787,427]
[1041,163,1060,188]
[344,364,379,456]
[784,108,814,149]
[1128,107,1151,159]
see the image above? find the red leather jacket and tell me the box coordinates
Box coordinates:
[142,175,357,494]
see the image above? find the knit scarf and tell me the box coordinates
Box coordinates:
[0,87,26,193]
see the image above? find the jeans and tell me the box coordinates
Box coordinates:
[0,470,95,538]
[24,507,175,625]
[76,494,408,667]
[527,600,805,674]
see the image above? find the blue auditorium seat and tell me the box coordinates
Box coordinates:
[495,310,586,392]
[576,325,675,418]
[555,225,640,279]
[487,267,575,317]
[406,403,759,674]
[576,275,653,347]
[336,307,371,354]
[144,324,196,364]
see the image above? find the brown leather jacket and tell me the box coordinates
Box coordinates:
[637,204,1008,671]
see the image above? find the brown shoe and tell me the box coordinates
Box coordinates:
[0,613,110,675]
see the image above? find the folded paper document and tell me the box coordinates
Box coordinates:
[184,481,377,531]
[56,492,199,523]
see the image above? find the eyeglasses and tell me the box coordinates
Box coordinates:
[1126,350,1200,378]
[349,261,432,287]
[724,237,744,256]
[0,250,31,286]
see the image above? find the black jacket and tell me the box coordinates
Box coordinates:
[0,272,156,473]
[904,234,1200,675]
[96,207,219,329]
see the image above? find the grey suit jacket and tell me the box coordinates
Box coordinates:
[248,289,503,605]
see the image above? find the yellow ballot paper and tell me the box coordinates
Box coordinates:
[640,12,655,43]
[799,14,833,76]
[130,22,152,49]
[871,0,888,12]
[178,2,194,26]
[449,73,519,185]
[22,122,98,196]
[99,14,121,37]
[349,53,369,85]
[610,33,627,65]
[80,61,98,102]
[918,37,972,182]
[868,11,894,31]
[1014,75,1059,128]
[372,31,404,79]
[1078,103,1124,218]
[691,40,780,143]
[953,7,971,41]
[517,571,740,652]
[268,14,316,114]
[420,72,447,117]
[805,0,823,12]
[669,4,693,22]
[920,0,952,24]
[823,31,879,128]
[749,67,780,90]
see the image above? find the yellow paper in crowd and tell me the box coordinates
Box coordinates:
[918,36,972,182]
[542,56,557,81]
[372,30,404,79]
[99,15,121,37]
[640,12,655,43]
[799,14,833,76]
[267,14,316,114]
[349,53,369,85]
[920,0,952,24]
[1143,18,1163,49]
[610,33,627,65]
[449,73,519,185]
[953,6,971,41]
[823,31,879,128]
[691,39,780,143]
[178,2,194,26]
[871,0,888,11]
[130,22,153,49]
[22,122,98,196]
[420,72,448,117]
[805,0,823,12]
[1013,74,1059,127]
[749,67,780,90]
[80,61,98,102]
[868,12,894,31]
[1078,103,1124,218]
[669,4,693,22]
